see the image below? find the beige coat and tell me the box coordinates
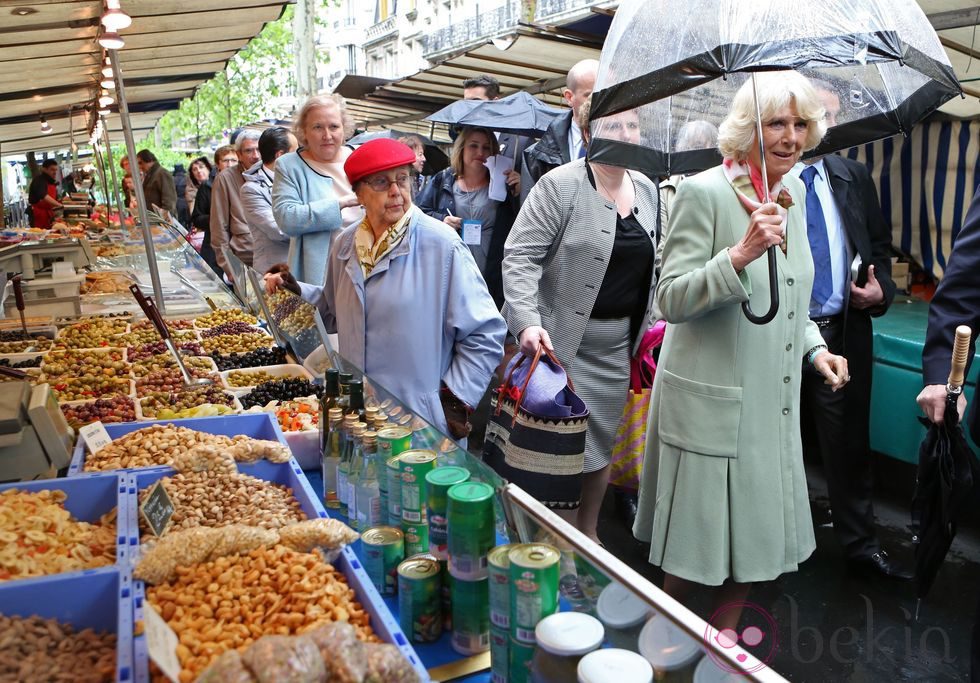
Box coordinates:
[633,165,823,585]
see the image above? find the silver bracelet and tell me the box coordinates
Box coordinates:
[806,345,828,364]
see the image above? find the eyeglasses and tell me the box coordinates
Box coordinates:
[363,174,412,192]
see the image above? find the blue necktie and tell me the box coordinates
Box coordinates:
[800,165,833,306]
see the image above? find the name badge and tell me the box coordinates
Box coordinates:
[462,220,482,246]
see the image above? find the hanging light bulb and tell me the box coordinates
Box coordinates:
[100,76,115,89]
[98,108,111,117]
[101,0,131,31]
[101,56,113,79]
[98,91,114,108]
[40,115,52,134]
[98,31,124,50]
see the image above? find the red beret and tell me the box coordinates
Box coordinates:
[344,138,417,185]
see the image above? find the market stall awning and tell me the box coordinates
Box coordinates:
[0,0,293,157]
[339,26,602,140]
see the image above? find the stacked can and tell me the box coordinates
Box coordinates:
[397,555,443,643]
[386,454,404,526]
[378,426,412,525]
[361,526,404,596]
[445,481,495,656]
[488,544,515,683]
[425,466,471,559]
[400,449,436,556]
[508,543,561,683]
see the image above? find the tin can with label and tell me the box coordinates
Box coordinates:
[508,635,536,683]
[425,466,471,559]
[440,558,453,631]
[490,626,509,683]
[386,454,404,526]
[447,481,495,580]
[378,425,412,461]
[508,543,560,644]
[402,521,429,558]
[361,526,404,597]
[488,544,514,629]
[451,575,490,655]
[397,556,443,643]
[400,449,436,524]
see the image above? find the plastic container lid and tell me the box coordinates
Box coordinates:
[577,648,653,683]
[596,581,652,630]
[694,656,748,683]
[426,466,471,488]
[447,481,494,505]
[535,612,605,657]
[638,615,703,671]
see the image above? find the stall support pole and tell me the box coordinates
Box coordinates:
[100,118,125,225]
[92,141,111,209]
[0,141,5,229]
[108,49,166,314]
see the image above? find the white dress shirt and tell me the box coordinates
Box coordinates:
[568,120,584,160]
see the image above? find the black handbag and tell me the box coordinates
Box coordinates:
[483,346,589,510]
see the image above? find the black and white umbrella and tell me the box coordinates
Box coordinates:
[588,0,961,323]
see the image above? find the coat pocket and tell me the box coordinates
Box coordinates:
[658,369,742,458]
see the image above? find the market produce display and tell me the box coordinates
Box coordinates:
[194,310,258,328]
[0,614,116,683]
[245,398,318,434]
[128,340,206,362]
[81,271,133,295]
[224,369,278,388]
[0,489,116,581]
[213,347,287,371]
[201,333,273,355]
[0,330,48,342]
[61,396,136,428]
[135,368,220,397]
[50,377,132,401]
[81,425,291,472]
[139,387,237,419]
[42,349,128,379]
[239,378,318,410]
[0,355,43,368]
[0,338,52,353]
[133,319,195,331]
[54,319,129,348]
[196,622,420,683]
[199,321,264,338]
[131,354,215,377]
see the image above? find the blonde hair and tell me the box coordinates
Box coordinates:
[293,94,354,146]
[717,72,826,161]
[450,127,499,177]
[398,134,425,154]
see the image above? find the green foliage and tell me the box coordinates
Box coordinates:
[149,5,300,151]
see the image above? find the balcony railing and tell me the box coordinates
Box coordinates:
[365,15,397,44]
[423,0,520,57]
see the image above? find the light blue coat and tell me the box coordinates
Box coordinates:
[272,151,345,285]
[299,208,506,436]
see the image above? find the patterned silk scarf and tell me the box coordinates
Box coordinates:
[722,157,795,252]
[355,204,414,277]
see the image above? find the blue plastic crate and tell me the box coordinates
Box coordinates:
[68,413,288,476]
[0,566,135,682]
[129,462,427,682]
[0,473,130,569]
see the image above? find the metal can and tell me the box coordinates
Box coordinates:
[447,481,496,581]
[508,635,536,683]
[386,455,404,525]
[490,626,509,683]
[488,544,514,629]
[508,543,561,644]
[378,426,412,462]
[402,522,429,558]
[361,526,404,597]
[425,466,471,559]
[400,449,437,524]
[397,556,443,643]
[440,558,452,631]
[451,575,490,655]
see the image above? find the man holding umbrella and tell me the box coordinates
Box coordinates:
[793,81,910,581]
[918,185,980,682]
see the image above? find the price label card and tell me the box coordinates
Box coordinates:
[143,605,182,683]
[462,220,482,246]
[140,481,175,538]
[79,421,112,454]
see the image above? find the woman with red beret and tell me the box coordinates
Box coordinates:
[267,138,506,439]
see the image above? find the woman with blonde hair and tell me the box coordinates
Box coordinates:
[633,72,849,628]
[272,94,363,283]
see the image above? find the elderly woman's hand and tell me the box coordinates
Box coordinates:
[728,202,785,272]
[519,326,554,357]
[263,264,301,296]
[339,193,360,210]
[813,351,849,392]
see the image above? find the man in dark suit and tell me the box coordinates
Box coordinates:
[918,184,980,683]
[794,83,910,580]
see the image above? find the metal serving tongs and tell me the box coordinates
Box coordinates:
[10,275,28,337]
[128,284,212,389]
[0,366,28,381]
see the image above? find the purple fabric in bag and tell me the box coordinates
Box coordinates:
[503,352,587,419]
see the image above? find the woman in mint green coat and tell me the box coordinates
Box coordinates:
[633,72,850,629]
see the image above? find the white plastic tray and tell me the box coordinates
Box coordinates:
[219,363,314,392]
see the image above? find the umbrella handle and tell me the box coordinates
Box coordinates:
[741,247,780,324]
[948,325,972,392]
